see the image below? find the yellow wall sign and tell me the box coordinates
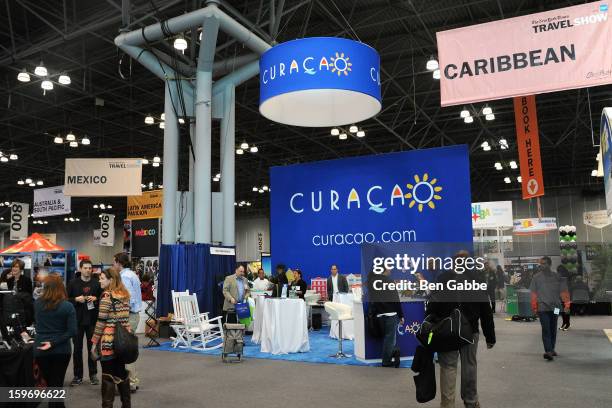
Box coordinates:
[127,190,163,220]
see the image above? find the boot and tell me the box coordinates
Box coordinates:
[101,374,115,408]
[117,376,131,408]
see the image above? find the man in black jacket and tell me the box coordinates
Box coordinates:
[368,269,404,367]
[67,260,102,386]
[327,264,349,301]
[426,251,495,408]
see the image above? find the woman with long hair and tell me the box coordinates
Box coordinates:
[91,267,132,408]
[34,273,77,408]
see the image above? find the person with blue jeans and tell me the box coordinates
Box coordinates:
[113,252,142,392]
[530,256,570,361]
[368,269,403,367]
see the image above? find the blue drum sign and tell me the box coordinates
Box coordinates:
[259,37,381,127]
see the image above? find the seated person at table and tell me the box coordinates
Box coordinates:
[222,264,250,323]
[288,269,308,299]
[271,264,288,297]
[327,264,349,301]
[253,268,272,291]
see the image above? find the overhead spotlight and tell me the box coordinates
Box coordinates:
[596,152,602,161]
[17,69,30,82]
[591,169,598,177]
[108,205,112,209]
[494,162,503,170]
[485,113,495,121]
[9,154,18,160]
[339,133,348,140]
[240,141,249,149]
[160,113,165,121]
[66,132,76,141]
[158,185,163,189]
[499,139,508,149]
[54,136,63,144]
[41,80,53,90]
[258,189,264,193]
[141,184,146,188]
[81,137,90,145]
[0,157,8,163]
[236,148,244,155]
[69,141,78,148]
[44,221,48,225]
[504,177,511,184]
[3,202,8,206]
[64,217,68,221]
[234,202,237,206]
[357,130,365,137]
[153,156,161,163]
[250,146,258,153]
[482,144,491,152]
[29,183,36,187]
[159,122,165,129]
[432,69,440,80]
[152,162,160,167]
[36,180,43,185]
[215,173,221,179]
[17,180,24,185]
[246,202,251,207]
[509,160,518,169]
[213,177,219,182]
[349,125,358,133]
[426,56,439,71]
[93,204,98,209]
[148,182,153,188]
[34,61,47,77]
[262,185,269,191]
[464,116,474,124]
[252,187,258,192]
[25,178,32,184]
[58,74,71,85]
[482,106,493,115]
[178,118,185,124]
[75,218,80,222]
[460,109,470,118]
[142,159,149,165]
[173,36,188,51]
[517,176,522,183]
[144,115,154,125]
[100,204,105,209]
[331,128,340,136]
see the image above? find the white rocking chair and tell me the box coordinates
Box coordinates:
[179,294,224,351]
[170,290,190,348]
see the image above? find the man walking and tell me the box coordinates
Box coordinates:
[222,264,250,323]
[530,256,570,361]
[113,253,142,392]
[67,259,102,386]
[327,264,349,301]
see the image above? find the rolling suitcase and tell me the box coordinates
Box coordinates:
[222,323,245,363]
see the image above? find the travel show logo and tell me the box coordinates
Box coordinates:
[262,50,380,85]
[531,3,608,33]
[289,173,443,214]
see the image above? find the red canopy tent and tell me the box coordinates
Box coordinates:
[1,233,64,253]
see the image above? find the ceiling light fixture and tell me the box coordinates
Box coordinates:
[152,162,160,167]
[41,80,53,91]
[153,156,161,163]
[504,177,511,184]
[66,132,76,141]
[81,137,90,145]
[262,185,269,191]
[160,113,166,121]
[460,109,470,118]
[485,113,495,121]
[17,180,24,185]
[173,36,188,51]
[509,160,518,169]
[517,176,522,183]
[236,148,244,155]
[339,133,348,140]
[240,141,249,149]
[178,118,185,124]
[591,169,598,177]
[331,128,340,136]
[58,74,71,85]
[54,136,63,144]
[494,162,503,170]
[464,116,474,124]
[482,106,493,115]
[0,157,8,163]
[36,180,43,186]
[356,130,365,137]
[25,178,32,184]
[144,115,154,125]
[252,187,258,192]
[159,122,165,129]
[69,141,78,148]
[29,183,36,187]
[499,139,508,149]
[426,56,439,71]
[9,154,18,160]
[34,61,47,77]
[250,146,258,153]
[17,69,30,82]
[93,204,98,209]
[432,69,441,80]
[142,159,149,165]
[349,125,358,133]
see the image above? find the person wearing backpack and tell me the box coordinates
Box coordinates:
[425,251,496,408]
[91,267,132,408]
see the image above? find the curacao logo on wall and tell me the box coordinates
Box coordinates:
[289,173,443,215]
[259,37,381,127]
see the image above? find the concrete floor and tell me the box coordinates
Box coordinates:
[62,315,612,408]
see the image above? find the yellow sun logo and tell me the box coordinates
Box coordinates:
[404,173,443,212]
[330,52,352,76]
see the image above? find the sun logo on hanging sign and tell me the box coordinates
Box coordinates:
[330,52,352,76]
[404,173,443,212]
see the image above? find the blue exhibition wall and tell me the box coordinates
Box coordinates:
[270,145,473,282]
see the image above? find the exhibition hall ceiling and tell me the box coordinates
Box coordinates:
[0,0,610,219]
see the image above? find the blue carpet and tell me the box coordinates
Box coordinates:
[153,329,413,368]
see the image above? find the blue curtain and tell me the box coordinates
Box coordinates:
[157,244,236,318]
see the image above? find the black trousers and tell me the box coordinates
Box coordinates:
[36,353,70,408]
[561,311,570,327]
[73,324,97,379]
[101,358,127,379]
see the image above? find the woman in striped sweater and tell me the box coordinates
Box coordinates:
[91,267,132,408]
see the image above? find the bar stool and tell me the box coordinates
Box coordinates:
[324,302,353,358]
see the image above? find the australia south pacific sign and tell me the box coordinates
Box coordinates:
[270,145,473,282]
[259,37,381,127]
[437,2,612,106]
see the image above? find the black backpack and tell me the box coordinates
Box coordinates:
[416,308,474,352]
[110,297,139,364]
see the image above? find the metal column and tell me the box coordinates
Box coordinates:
[194,16,219,243]
[162,81,179,245]
[220,85,236,245]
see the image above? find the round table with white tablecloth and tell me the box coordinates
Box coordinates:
[259,298,310,355]
[329,292,355,340]
[251,295,267,344]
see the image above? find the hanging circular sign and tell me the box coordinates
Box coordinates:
[259,37,381,127]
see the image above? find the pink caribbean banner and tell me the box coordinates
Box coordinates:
[437,1,612,107]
